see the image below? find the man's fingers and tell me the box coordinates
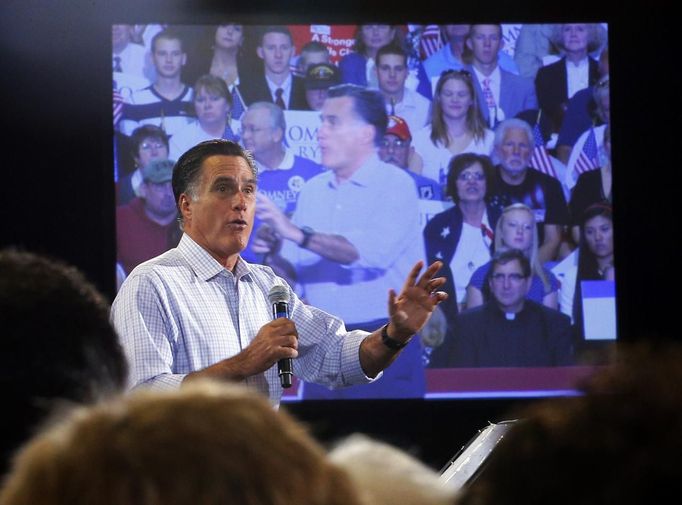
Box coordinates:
[424,276,447,292]
[430,291,448,303]
[401,261,425,292]
[387,288,397,316]
[416,261,443,289]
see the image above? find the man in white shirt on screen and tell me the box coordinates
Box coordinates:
[253,85,428,398]
[119,28,194,139]
[376,43,431,136]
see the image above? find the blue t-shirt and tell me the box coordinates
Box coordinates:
[407,171,444,201]
[242,155,323,263]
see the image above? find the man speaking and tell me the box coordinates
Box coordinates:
[112,139,447,405]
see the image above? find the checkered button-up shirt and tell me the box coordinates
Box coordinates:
[112,234,372,405]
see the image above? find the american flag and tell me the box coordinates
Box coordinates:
[529,123,557,178]
[231,86,246,121]
[113,89,124,127]
[575,127,600,174]
[419,25,443,60]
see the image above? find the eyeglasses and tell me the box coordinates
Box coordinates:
[490,273,527,283]
[380,138,408,149]
[140,142,166,151]
[457,171,485,182]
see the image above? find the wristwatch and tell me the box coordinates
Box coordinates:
[381,324,409,350]
[299,226,314,249]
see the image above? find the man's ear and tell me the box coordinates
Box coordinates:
[273,126,284,144]
[179,193,192,225]
[360,123,376,147]
[256,46,264,60]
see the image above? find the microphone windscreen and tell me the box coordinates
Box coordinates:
[268,284,289,305]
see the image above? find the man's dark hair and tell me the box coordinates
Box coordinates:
[172,139,257,219]
[301,40,328,54]
[376,42,408,67]
[490,249,531,278]
[130,124,170,156]
[257,25,293,46]
[446,152,495,203]
[327,84,388,145]
[151,27,185,53]
[1,249,127,474]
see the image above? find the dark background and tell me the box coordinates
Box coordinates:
[2,0,676,469]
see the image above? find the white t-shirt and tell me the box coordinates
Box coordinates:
[449,219,493,304]
[412,126,495,182]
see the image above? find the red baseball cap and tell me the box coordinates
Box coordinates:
[385,115,411,141]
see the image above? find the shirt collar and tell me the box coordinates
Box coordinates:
[445,43,464,67]
[564,56,589,69]
[257,148,294,172]
[265,74,292,98]
[472,65,501,84]
[328,153,384,188]
[177,233,254,282]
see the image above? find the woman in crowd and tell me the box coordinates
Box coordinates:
[569,124,611,243]
[182,24,249,121]
[466,203,560,309]
[424,153,501,319]
[169,74,240,160]
[207,24,244,89]
[412,69,494,185]
[116,124,170,205]
[339,24,402,87]
[558,204,614,337]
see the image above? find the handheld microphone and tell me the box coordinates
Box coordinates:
[268,285,293,388]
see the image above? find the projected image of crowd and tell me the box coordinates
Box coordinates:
[112,23,613,384]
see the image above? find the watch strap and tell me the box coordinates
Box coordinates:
[380,324,409,350]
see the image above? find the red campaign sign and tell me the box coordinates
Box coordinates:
[288,25,357,64]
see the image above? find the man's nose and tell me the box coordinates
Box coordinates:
[317,124,328,141]
[233,191,247,210]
